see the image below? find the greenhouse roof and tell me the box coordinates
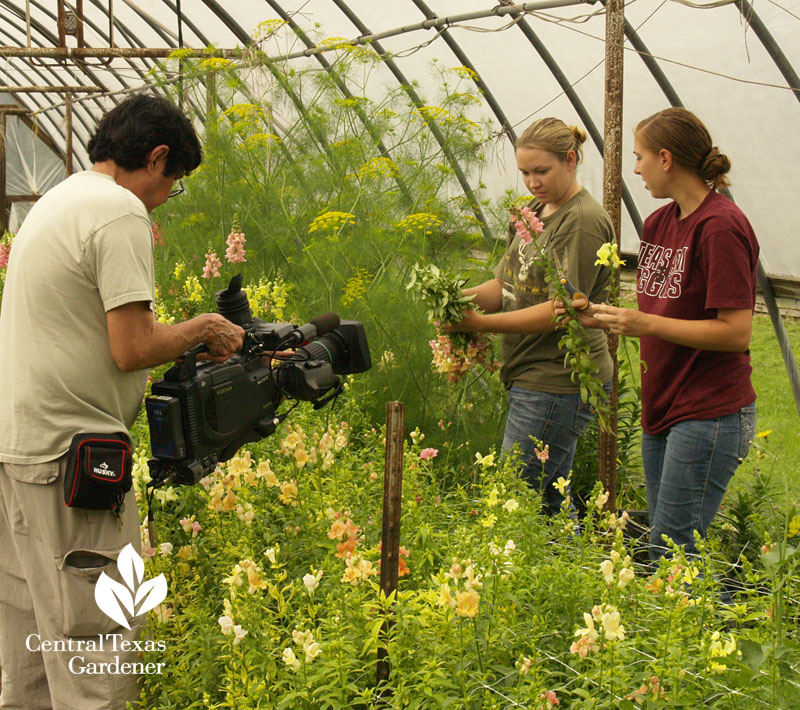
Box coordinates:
[1,0,799,279]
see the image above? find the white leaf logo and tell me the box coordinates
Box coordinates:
[134,575,168,616]
[117,543,144,589]
[94,544,168,629]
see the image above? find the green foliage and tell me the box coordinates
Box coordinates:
[132,397,800,709]
[406,263,475,348]
[149,45,505,454]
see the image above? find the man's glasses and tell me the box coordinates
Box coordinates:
[168,179,185,199]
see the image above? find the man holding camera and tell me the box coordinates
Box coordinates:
[0,94,243,709]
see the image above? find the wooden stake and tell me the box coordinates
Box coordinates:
[376,401,404,688]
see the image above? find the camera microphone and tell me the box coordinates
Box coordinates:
[283,311,341,347]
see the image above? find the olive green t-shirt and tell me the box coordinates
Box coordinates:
[0,171,155,464]
[492,188,613,393]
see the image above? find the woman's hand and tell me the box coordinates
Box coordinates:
[552,296,607,329]
[441,309,484,333]
[591,304,651,336]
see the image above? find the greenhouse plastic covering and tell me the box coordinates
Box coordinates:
[1,0,799,277]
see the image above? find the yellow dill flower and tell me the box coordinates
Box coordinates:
[223,103,265,121]
[341,268,370,306]
[168,48,193,60]
[332,138,359,150]
[449,65,478,81]
[357,156,398,179]
[245,133,282,149]
[447,91,482,106]
[199,57,233,71]
[397,212,442,235]
[179,213,204,228]
[415,105,452,122]
[308,211,356,234]
[320,36,352,47]
[452,115,481,135]
[253,19,287,40]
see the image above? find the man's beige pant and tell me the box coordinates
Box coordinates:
[0,457,141,710]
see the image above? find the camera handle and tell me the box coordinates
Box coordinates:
[165,343,207,383]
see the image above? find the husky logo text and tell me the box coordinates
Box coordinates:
[92,461,116,478]
[94,544,167,629]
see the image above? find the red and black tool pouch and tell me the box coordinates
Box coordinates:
[64,433,132,515]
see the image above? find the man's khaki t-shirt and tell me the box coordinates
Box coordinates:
[0,171,155,464]
[493,188,613,393]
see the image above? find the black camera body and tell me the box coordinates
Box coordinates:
[145,275,371,485]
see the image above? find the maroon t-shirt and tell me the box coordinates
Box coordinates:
[637,190,759,435]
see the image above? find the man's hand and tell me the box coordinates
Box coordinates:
[198,313,245,362]
[107,302,245,371]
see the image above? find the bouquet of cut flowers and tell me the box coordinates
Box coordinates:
[407,263,500,383]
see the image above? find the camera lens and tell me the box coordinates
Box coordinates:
[301,333,346,372]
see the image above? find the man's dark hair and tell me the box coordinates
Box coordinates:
[88,93,202,177]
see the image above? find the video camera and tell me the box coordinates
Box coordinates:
[145,275,371,486]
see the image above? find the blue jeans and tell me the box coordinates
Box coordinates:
[502,386,602,515]
[643,403,757,561]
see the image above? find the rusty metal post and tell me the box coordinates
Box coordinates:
[0,86,101,93]
[65,91,74,176]
[376,401,404,687]
[0,111,6,231]
[599,0,625,511]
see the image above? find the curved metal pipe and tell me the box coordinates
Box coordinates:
[735,0,800,107]
[261,0,413,208]
[0,30,96,155]
[329,0,493,243]
[199,0,336,165]
[0,52,80,151]
[160,0,210,46]
[24,0,116,104]
[410,0,518,145]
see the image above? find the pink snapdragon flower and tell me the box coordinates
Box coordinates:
[0,244,9,269]
[152,220,163,247]
[534,444,550,463]
[203,250,222,278]
[226,232,246,263]
[429,325,500,384]
[510,206,544,245]
[419,448,439,461]
[225,216,247,263]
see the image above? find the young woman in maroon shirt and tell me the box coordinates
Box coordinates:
[587,108,759,561]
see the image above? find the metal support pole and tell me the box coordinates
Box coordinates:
[0,111,6,232]
[598,0,624,510]
[65,92,73,176]
[0,86,102,93]
[376,402,405,688]
[757,260,800,415]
